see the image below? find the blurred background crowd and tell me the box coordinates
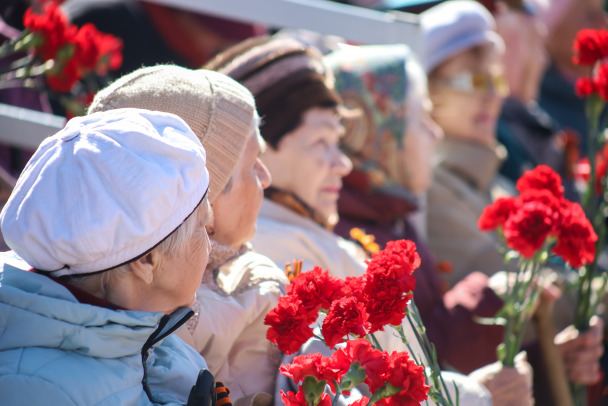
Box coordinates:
[1,0,608,405]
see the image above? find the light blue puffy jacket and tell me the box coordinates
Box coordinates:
[0,252,207,406]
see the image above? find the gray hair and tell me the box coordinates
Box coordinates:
[65,196,210,295]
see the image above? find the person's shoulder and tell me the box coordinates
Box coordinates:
[219,250,288,295]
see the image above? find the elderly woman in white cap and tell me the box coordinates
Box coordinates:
[88,65,285,406]
[0,108,213,405]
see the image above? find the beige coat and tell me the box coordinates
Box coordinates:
[427,137,516,286]
[187,248,288,406]
[253,199,491,406]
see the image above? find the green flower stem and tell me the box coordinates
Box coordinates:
[401,300,458,406]
[500,256,545,367]
[0,31,32,58]
[368,332,383,352]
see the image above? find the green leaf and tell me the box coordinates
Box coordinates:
[340,361,366,392]
[302,376,326,406]
[369,382,402,404]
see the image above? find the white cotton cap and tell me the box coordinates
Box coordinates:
[421,0,505,73]
[0,108,209,276]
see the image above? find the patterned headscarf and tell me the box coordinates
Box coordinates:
[325,44,411,190]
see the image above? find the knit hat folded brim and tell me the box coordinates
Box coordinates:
[205,36,341,147]
[89,65,256,202]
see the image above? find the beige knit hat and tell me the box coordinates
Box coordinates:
[89,65,256,203]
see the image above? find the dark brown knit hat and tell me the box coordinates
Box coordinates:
[205,35,342,148]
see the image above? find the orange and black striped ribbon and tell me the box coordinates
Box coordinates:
[215,381,232,406]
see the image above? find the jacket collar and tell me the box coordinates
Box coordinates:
[434,137,505,192]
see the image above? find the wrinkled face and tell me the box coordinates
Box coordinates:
[212,128,271,249]
[154,200,212,311]
[496,8,548,102]
[261,107,352,225]
[429,46,506,147]
[398,95,443,195]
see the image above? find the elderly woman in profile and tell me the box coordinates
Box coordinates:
[0,108,213,405]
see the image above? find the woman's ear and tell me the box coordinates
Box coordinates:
[128,251,160,285]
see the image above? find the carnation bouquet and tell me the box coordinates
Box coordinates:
[265,240,458,406]
[478,165,597,404]
[0,1,123,117]
[568,28,608,405]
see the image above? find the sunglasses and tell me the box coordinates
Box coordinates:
[434,71,510,97]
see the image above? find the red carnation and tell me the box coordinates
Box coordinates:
[478,196,520,231]
[280,353,341,385]
[365,239,419,294]
[280,386,332,406]
[332,339,388,393]
[322,296,371,348]
[341,275,366,301]
[503,201,556,258]
[552,201,597,268]
[350,398,370,406]
[375,351,429,406]
[73,23,102,72]
[594,62,608,102]
[516,165,564,198]
[363,240,418,332]
[45,57,80,92]
[95,31,123,75]
[287,266,345,313]
[363,286,411,333]
[23,4,75,62]
[264,295,314,355]
[594,144,608,193]
[573,29,608,66]
[576,76,597,98]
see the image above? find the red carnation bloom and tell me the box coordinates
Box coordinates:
[573,29,608,66]
[95,31,123,75]
[375,351,429,406]
[576,76,597,98]
[519,189,564,233]
[45,57,81,92]
[365,239,419,294]
[594,144,608,193]
[322,296,371,348]
[287,266,345,313]
[73,23,103,72]
[552,201,597,268]
[264,295,314,355]
[332,338,388,393]
[503,201,555,258]
[516,165,564,198]
[23,4,75,62]
[341,275,366,301]
[350,398,370,406]
[594,62,608,102]
[362,240,418,332]
[280,386,332,406]
[280,353,341,385]
[478,196,520,231]
[364,286,411,333]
